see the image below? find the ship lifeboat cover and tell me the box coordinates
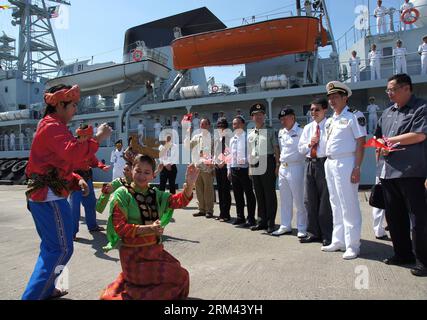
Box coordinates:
[172,16,328,70]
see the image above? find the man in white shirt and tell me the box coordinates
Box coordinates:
[298,98,333,246]
[3,131,9,151]
[367,96,381,134]
[171,116,180,144]
[348,50,361,83]
[25,127,31,149]
[9,130,16,151]
[227,115,256,227]
[393,40,407,74]
[137,119,145,145]
[400,0,415,31]
[369,44,382,80]
[158,135,179,194]
[419,35,427,75]
[192,112,200,132]
[374,0,388,34]
[272,108,307,238]
[321,81,367,260]
[153,118,162,141]
[19,131,25,150]
[110,139,126,180]
[213,117,232,222]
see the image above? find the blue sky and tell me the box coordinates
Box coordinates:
[0,0,407,86]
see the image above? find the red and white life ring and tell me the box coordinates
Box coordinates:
[132,49,143,62]
[401,8,420,25]
[212,85,219,93]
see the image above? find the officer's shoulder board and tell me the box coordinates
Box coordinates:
[348,108,366,127]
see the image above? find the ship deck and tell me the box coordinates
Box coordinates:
[0,185,426,300]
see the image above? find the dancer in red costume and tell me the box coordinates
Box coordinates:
[22,84,112,300]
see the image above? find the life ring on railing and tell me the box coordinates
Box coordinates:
[212,85,219,93]
[401,8,420,25]
[132,49,143,62]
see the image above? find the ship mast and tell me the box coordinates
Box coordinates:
[9,0,70,80]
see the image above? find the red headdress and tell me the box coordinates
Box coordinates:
[44,85,81,107]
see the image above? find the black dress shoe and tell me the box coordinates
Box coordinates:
[240,221,256,228]
[300,235,321,243]
[193,212,205,217]
[250,224,267,231]
[410,265,427,277]
[232,219,245,225]
[376,235,389,240]
[322,240,331,246]
[205,212,214,219]
[266,227,275,234]
[383,255,416,266]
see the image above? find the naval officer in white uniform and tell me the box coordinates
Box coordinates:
[393,40,407,74]
[367,97,381,135]
[272,108,307,238]
[400,0,415,31]
[374,0,388,34]
[321,81,367,260]
[419,35,427,75]
[348,50,361,83]
[369,44,382,80]
[110,139,126,180]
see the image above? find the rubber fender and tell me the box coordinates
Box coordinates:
[11,159,28,173]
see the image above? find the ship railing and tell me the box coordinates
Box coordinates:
[335,3,427,54]
[142,48,169,66]
[322,51,424,83]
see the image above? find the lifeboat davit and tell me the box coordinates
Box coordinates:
[172,16,328,70]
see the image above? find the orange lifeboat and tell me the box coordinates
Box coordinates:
[172,16,328,70]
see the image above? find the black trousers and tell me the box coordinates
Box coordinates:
[303,158,333,242]
[215,167,231,219]
[159,165,177,194]
[251,155,277,228]
[231,167,256,223]
[380,177,427,266]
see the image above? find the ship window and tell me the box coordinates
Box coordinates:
[34,88,39,94]
[383,47,392,57]
[4,86,8,93]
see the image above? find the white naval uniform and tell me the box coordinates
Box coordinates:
[393,47,407,74]
[372,176,386,238]
[9,133,15,151]
[192,117,200,131]
[4,134,9,151]
[400,2,414,30]
[348,56,360,83]
[374,6,388,34]
[366,103,380,134]
[324,106,367,252]
[19,132,25,151]
[419,43,427,75]
[368,50,382,80]
[278,123,307,233]
[137,123,145,145]
[110,148,126,180]
[171,120,180,143]
[154,122,162,140]
[306,110,313,124]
